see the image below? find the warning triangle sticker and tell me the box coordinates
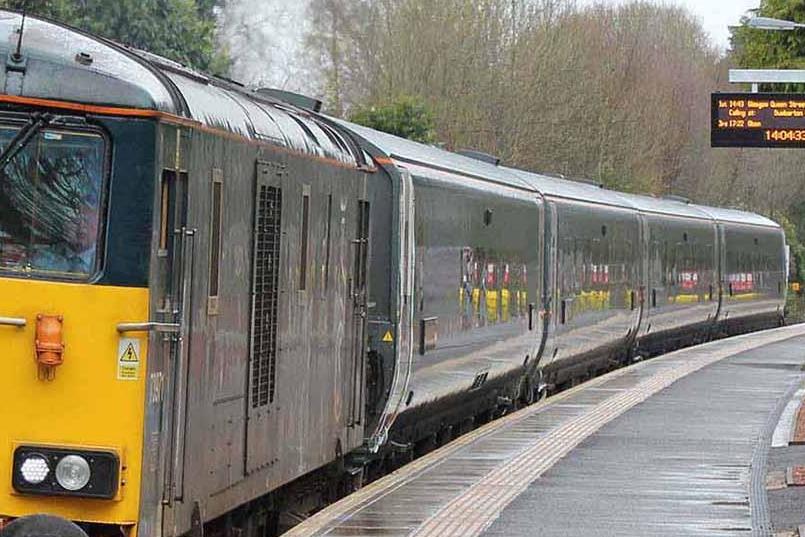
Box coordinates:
[121,343,139,362]
[382,331,394,343]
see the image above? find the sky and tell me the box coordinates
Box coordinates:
[586,0,760,49]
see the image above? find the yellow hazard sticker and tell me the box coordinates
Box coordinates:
[382,330,394,343]
[117,338,141,381]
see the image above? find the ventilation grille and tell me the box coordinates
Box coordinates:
[251,185,282,408]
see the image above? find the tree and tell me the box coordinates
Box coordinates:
[730,0,805,91]
[350,96,436,144]
[0,0,229,73]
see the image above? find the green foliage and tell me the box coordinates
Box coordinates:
[782,207,805,321]
[349,96,437,144]
[779,212,805,283]
[0,0,229,74]
[731,0,805,91]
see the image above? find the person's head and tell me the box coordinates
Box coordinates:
[72,192,100,253]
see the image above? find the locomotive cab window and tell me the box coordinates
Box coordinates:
[0,124,106,280]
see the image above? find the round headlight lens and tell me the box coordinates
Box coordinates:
[19,455,50,484]
[55,455,91,491]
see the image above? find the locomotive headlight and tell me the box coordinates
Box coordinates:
[55,455,91,491]
[19,455,49,484]
[12,446,119,499]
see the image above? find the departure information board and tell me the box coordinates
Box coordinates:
[711,92,805,148]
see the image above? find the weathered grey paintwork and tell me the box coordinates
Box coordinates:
[0,11,378,537]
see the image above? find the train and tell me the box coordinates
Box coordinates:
[0,11,788,537]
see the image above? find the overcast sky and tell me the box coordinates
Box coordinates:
[586,0,760,49]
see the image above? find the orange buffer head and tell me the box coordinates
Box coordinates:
[35,314,65,374]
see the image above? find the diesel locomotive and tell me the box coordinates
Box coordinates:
[0,11,788,537]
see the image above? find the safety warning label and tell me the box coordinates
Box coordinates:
[117,338,141,381]
[382,330,394,343]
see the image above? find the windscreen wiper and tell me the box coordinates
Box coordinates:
[0,112,54,171]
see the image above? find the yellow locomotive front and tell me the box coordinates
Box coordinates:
[0,109,157,537]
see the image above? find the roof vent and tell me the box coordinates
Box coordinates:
[663,195,691,204]
[75,52,93,66]
[257,88,322,113]
[457,150,500,166]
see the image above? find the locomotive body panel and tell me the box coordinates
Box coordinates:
[148,124,372,536]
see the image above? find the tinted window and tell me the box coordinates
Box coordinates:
[0,126,105,279]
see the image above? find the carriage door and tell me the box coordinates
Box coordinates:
[538,201,560,367]
[715,223,727,321]
[632,214,649,343]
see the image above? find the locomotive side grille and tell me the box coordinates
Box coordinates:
[251,185,282,408]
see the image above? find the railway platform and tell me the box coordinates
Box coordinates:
[286,324,805,537]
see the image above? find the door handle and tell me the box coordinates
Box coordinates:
[0,316,26,327]
[117,322,181,334]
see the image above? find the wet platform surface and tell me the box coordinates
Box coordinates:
[286,325,805,537]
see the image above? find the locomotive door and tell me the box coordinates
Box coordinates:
[155,166,195,506]
[347,179,370,429]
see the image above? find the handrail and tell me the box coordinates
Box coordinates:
[116,322,180,334]
[0,316,26,327]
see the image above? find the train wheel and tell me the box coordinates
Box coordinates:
[0,516,88,537]
[243,507,278,537]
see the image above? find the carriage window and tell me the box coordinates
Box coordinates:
[208,169,224,314]
[0,125,105,279]
[299,186,310,291]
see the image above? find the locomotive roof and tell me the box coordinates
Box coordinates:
[0,11,358,165]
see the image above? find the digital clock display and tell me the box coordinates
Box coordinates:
[711,92,805,148]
